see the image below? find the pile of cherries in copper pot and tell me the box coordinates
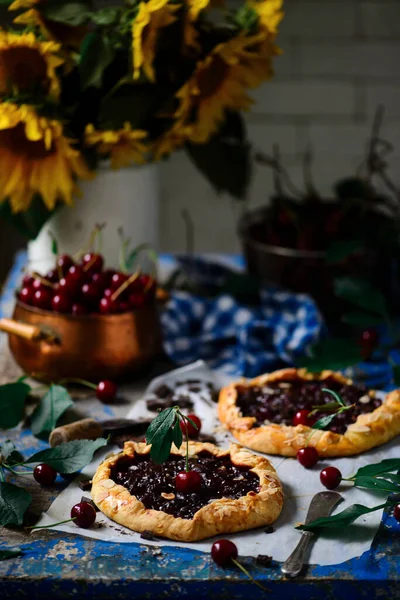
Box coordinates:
[18,253,156,315]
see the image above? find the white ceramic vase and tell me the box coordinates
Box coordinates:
[27,162,160,273]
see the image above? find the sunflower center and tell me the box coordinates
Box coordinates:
[0,47,48,93]
[197,55,229,98]
[0,124,53,159]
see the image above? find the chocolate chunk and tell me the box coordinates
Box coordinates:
[81,496,99,511]
[256,555,273,567]
[264,525,274,534]
[78,479,92,491]
[188,385,202,393]
[140,530,158,541]
[172,394,194,410]
[154,384,173,399]
[147,395,194,412]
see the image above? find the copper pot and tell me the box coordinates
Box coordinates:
[0,300,163,382]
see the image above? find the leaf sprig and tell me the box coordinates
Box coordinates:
[307,388,353,435]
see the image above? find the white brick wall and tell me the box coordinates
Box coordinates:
[161,0,400,252]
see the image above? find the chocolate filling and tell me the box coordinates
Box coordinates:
[236,378,382,434]
[110,451,260,519]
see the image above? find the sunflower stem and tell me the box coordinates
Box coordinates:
[231,558,270,592]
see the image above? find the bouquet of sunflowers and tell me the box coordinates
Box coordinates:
[0,0,283,239]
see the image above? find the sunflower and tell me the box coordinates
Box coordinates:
[175,33,269,144]
[9,0,87,49]
[152,121,193,160]
[0,103,92,213]
[249,0,283,36]
[132,0,179,82]
[84,123,148,169]
[0,31,63,99]
[183,0,225,50]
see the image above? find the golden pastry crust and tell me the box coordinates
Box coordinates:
[218,368,400,457]
[92,441,283,542]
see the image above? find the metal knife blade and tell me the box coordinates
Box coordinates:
[281,491,343,577]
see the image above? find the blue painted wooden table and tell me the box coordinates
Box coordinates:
[0,253,399,599]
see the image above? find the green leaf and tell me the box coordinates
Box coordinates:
[0,195,56,240]
[234,5,259,32]
[354,459,400,479]
[311,413,338,431]
[0,549,23,560]
[145,407,176,446]
[91,7,119,25]
[80,32,114,89]
[150,427,174,464]
[172,419,183,449]
[296,502,389,532]
[334,277,387,317]
[50,235,58,256]
[297,338,361,372]
[25,438,107,473]
[0,441,24,466]
[0,483,32,527]
[325,240,363,265]
[322,387,345,407]
[353,476,400,493]
[382,473,400,484]
[30,385,74,438]
[341,312,384,328]
[0,382,31,429]
[41,2,91,25]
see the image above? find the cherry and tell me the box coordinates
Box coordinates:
[129,292,146,309]
[32,278,44,290]
[52,293,72,314]
[58,276,80,297]
[67,265,84,283]
[211,539,238,567]
[360,329,380,360]
[297,447,319,468]
[175,470,202,493]
[70,501,96,528]
[103,288,113,298]
[81,282,102,305]
[92,271,110,288]
[82,253,104,275]
[96,380,117,401]
[33,463,57,486]
[99,297,118,314]
[46,269,59,283]
[72,303,88,316]
[22,274,35,287]
[293,409,314,427]
[56,254,74,275]
[110,272,128,290]
[19,286,35,305]
[118,301,130,313]
[33,288,53,310]
[320,466,342,490]
[180,414,202,439]
[393,504,400,522]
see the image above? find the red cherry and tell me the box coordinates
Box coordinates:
[110,272,128,290]
[91,271,110,289]
[118,301,130,313]
[96,380,117,401]
[22,274,35,287]
[320,466,342,490]
[58,276,80,297]
[180,414,202,439]
[394,504,400,522]
[52,294,72,314]
[293,410,314,427]
[103,288,113,298]
[175,471,202,493]
[32,278,44,290]
[33,464,57,486]
[33,288,53,310]
[70,501,96,528]
[297,447,319,468]
[19,286,35,305]
[211,540,238,567]
[72,303,88,316]
[81,253,104,275]
[99,297,118,314]
[67,264,84,283]
[359,329,379,360]
[56,254,74,275]
[81,282,102,305]
[129,292,146,309]
[46,269,59,283]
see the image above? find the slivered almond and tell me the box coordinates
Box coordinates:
[161,492,175,500]
[359,395,371,404]
[102,479,116,489]
[278,383,291,388]
[348,424,371,433]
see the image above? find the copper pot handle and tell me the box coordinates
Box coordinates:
[0,318,43,341]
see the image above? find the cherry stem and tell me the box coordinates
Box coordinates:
[3,465,33,475]
[111,270,140,302]
[58,377,97,390]
[32,272,55,289]
[231,558,270,592]
[28,517,76,530]
[184,418,189,473]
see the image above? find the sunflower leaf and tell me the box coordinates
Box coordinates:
[41,1,91,26]
[80,32,114,89]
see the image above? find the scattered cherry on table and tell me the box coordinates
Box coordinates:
[297,447,319,468]
[33,464,58,486]
[394,504,400,523]
[211,540,238,567]
[180,414,202,439]
[175,471,202,493]
[70,501,97,528]
[320,466,342,489]
[96,380,117,402]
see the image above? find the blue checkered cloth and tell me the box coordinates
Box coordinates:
[161,257,323,377]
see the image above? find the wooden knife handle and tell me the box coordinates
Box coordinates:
[49,418,104,447]
[0,318,43,341]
